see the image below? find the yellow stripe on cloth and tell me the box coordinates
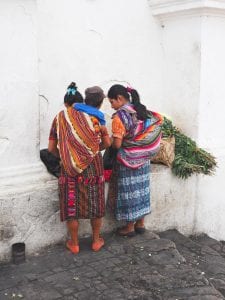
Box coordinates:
[56,108,100,176]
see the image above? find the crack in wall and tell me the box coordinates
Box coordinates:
[39,94,49,103]
[0,137,9,140]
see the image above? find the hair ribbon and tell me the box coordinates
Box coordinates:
[126,86,133,93]
[67,88,77,95]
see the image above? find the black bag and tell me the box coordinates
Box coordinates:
[40,149,61,178]
[103,146,118,170]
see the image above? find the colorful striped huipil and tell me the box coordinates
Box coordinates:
[49,107,105,221]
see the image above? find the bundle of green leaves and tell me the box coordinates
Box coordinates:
[161,117,217,179]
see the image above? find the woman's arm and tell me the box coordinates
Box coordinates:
[99,125,111,150]
[48,139,59,157]
[111,115,125,149]
[111,137,122,149]
[48,117,60,157]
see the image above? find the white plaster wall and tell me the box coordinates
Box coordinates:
[195,15,225,240]
[149,1,225,240]
[0,181,65,261]
[1,0,225,262]
[33,2,202,243]
[146,165,197,235]
[0,0,65,262]
[38,0,165,148]
[144,14,203,235]
[159,16,201,138]
[35,0,197,257]
[0,0,39,168]
[37,0,197,237]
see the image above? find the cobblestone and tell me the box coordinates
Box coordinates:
[0,231,224,299]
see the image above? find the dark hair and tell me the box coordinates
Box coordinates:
[85,93,104,108]
[84,86,105,108]
[107,84,149,120]
[64,82,83,106]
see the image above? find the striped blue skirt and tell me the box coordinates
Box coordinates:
[114,160,151,222]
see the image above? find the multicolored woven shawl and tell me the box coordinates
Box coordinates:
[115,104,164,169]
[56,107,100,176]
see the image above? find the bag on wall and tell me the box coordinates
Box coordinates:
[40,149,61,178]
[151,136,175,167]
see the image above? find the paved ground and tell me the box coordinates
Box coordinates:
[0,230,225,300]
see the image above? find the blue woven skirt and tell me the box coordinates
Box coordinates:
[109,160,151,222]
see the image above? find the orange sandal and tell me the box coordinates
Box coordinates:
[92,237,105,252]
[66,240,79,254]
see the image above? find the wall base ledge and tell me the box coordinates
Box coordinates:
[0,162,55,194]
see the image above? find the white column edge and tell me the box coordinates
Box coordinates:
[149,0,225,19]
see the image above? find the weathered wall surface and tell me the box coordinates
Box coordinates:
[38,0,165,148]
[1,0,225,262]
[37,0,198,237]
[37,0,198,232]
[195,15,225,240]
[0,0,66,262]
[0,182,63,261]
[0,0,39,169]
[150,0,225,240]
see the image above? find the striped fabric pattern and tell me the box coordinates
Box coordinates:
[116,105,163,169]
[56,107,101,177]
[59,153,105,220]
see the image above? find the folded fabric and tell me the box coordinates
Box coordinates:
[104,170,112,182]
[115,104,164,169]
[56,107,100,177]
[73,103,106,125]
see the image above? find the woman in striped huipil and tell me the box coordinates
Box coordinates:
[48,82,111,253]
[107,84,163,236]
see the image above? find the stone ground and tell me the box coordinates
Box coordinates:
[0,230,225,300]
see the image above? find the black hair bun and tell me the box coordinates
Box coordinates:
[68,82,77,89]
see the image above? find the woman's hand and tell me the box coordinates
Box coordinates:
[99,126,111,150]
[111,137,122,149]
